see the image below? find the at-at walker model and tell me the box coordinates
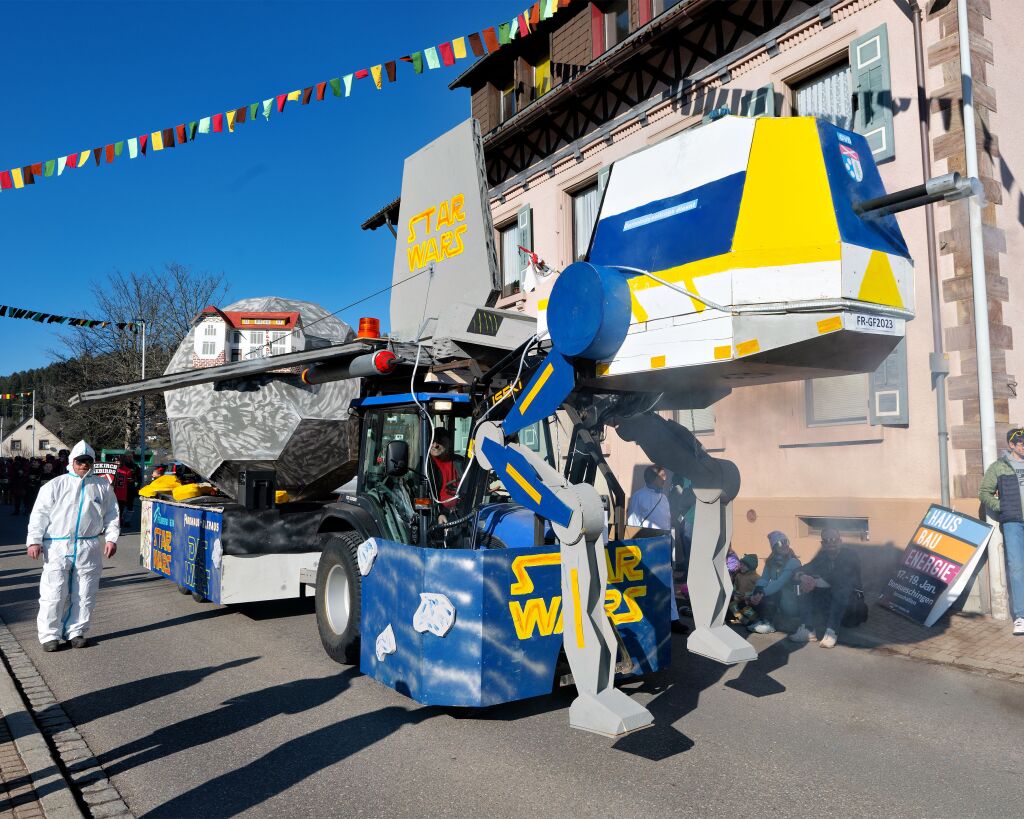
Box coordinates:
[72,114,972,738]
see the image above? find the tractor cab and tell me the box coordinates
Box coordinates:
[350,392,557,550]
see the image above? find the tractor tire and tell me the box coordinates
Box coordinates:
[315,531,363,665]
[191,590,207,603]
[177,584,191,595]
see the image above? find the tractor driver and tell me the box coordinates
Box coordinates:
[428,428,466,513]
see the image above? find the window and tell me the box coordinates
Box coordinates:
[39,439,49,450]
[572,183,601,261]
[653,0,683,14]
[676,408,715,435]
[604,0,630,49]
[233,331,241,344]
[203,323,218,336]
[230,349,240,362]
[806,373,868,426]
[269,331,287,355]
[11,440,21,451]
[793,62,853,129]
[248,330,265,347]
[500,80,517,123]
[201,341,216,356]
[499,221,522,289]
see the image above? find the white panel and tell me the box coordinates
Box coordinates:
[732,260,842,304]
[840,243,915,310]
[220,552,321,603]
[599,117,756,219]
[631,270,733,324]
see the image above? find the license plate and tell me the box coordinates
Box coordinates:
[846,313,902,335]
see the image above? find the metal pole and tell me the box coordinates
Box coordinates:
[31,391,35,455]
[139,320,147,477]
[958,0,1007,619]
[912,1,950,507]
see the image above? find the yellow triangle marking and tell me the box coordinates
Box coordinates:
[858,251,903,308]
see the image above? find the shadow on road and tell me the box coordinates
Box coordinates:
[46,657,259,727]
[95,608,234,643]
[234,597,316,621]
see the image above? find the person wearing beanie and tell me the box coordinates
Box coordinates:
[728,553,761,626]
[747,531,802,634]
[789,527,864,649]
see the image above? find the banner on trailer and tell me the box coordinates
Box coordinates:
[881,504,993,627]
[147,499,224,603]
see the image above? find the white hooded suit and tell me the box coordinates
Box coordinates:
[27,441,120,644]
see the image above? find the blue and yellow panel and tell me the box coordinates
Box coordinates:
[360,536,672,708]
[146,500,223,604]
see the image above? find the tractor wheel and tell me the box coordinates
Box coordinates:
[315,531,362,665]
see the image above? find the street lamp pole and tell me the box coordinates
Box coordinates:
[138,319,147,476]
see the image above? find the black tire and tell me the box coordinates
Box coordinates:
[191,590,207,603]
[315,531,362,665]
[177,584,191,595]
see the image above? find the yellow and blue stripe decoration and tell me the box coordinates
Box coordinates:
[587,116,912,325]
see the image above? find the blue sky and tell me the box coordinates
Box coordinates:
[0,0,524,374]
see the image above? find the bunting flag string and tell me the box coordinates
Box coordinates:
[0,304,137,331]
[0,393,33,400]
[0,0,573,195]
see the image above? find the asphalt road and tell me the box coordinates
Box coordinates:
[1,511,1021,818]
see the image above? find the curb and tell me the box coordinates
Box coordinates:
[0,618,133,819]
[0,644,83,819]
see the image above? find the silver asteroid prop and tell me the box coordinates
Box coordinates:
[164,296,361,501]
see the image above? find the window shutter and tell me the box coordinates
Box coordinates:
[850,24,894,162]
[807,373,868,425]
[869,338,908,426]
[743,83,776,117]
[597,165,610,196]
[516,204,533,276]
[676,408,715,434]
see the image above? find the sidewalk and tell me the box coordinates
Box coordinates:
[0,651,83,819]
[842,603,1024,682]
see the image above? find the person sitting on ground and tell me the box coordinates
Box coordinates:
[788,527,863,649]
[729,554,760,626]
[747,531,802,634]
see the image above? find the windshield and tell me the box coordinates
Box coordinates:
[360,407,422,495]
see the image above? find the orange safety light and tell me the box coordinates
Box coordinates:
[357,317,381,338]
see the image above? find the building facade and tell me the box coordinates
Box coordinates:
[1,418,68,458]
[369,0,1022,609]
[191,306,305,368]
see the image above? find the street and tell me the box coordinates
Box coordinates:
[0,514,1021,818]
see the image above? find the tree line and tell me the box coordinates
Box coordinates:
[0,263,228,454]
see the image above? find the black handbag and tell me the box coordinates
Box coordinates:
[841,589,869,628]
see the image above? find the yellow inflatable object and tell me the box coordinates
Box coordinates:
[138,475,181,498]
[275,490,291,504]
[172,483,217,501]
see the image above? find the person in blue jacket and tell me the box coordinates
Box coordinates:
[746,530,802,634]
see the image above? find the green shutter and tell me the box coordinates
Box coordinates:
[516,204,533,276]
[869,338,909,426]
[742,83,776,117]
[850,24,894,162]
[597,165,611,195]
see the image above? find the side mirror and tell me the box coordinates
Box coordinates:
[385,439,409,477]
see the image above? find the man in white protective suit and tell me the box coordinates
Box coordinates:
[26,441,119,651]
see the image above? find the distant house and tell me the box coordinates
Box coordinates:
[1,418,68,458]
[191,306,305,368]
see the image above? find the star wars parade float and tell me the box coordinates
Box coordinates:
[71,114,973,735]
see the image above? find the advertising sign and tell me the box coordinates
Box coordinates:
[390,118,498,340]
[147,499,224,603]
[881,505,993,627]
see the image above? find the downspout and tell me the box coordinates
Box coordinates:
[956,0,1008,619]
[911,1,950,507]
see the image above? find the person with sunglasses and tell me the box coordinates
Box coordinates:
[789,527,863,649]
[25,440,120,652]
